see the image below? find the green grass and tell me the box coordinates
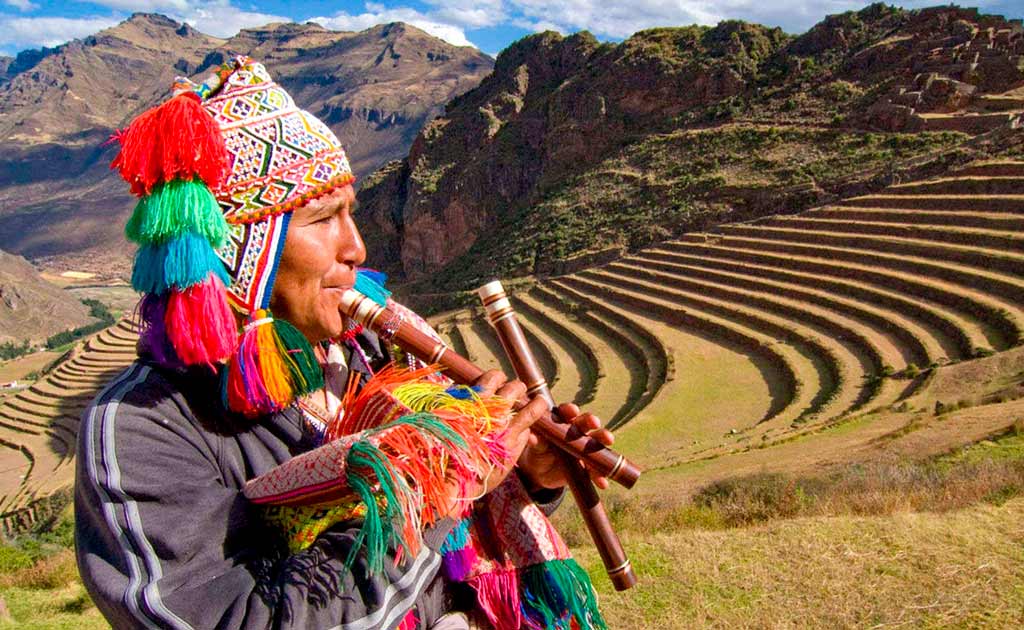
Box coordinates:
[420,126,967,291]
[0,506,107,628]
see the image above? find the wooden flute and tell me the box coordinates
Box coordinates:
[337,288,642,490]
[477,280,638,591]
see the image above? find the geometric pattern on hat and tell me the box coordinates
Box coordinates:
[198,56,355,315]
[216,212,290,313]
[204,59,355,226]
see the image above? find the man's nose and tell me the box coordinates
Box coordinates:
[339,211,367,268]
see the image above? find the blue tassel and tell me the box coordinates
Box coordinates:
[132,232,230,294]
[355,268,391,306]
[440,518,472,554]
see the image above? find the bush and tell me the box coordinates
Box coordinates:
[44,299,115,350]
[0,340,31,361]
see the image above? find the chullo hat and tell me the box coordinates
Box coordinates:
[114,56,354,416]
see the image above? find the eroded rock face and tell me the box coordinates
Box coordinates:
[847,7,1024,131]
[362,23,789,280]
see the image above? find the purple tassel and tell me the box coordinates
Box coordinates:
[137,293,182,369]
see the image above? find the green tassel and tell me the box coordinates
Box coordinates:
[521,559,607,630]
[271,317,325,395]
[126,178,228,247]
[344,441,410,573]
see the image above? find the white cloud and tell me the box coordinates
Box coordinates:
[310,4,475,48]
[3,0,39,12]
[0,15,121,49]
[423,0,506,29]
[174,0,287,38]
[505,0,1020,38]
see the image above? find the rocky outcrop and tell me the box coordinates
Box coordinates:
[359,5,1024,287]
[361,23,788,280]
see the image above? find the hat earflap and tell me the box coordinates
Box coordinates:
[115,93,238,369]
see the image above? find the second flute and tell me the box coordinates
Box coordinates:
[338,289,642,489]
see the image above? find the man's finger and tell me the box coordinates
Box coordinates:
[572,412,601,433]
[588,428,615,446]
[509,396,548,432]
[475,370,507,396]
[495,379,527,405]
[555,402,580,421]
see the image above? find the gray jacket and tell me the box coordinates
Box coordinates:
[75,337,561,629]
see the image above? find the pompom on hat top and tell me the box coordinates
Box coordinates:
[114,56,356,416]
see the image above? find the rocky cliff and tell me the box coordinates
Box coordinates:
[0,13,492,278]
[357,4,1024,291]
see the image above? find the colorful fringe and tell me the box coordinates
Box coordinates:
[354,268,391,307]
[439,484,606,630]
[263,364,605,629]
[221,310,325,417]
[116,92,238,370]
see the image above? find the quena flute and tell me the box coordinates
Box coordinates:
[478,280,638,591]
[337,289,642,490]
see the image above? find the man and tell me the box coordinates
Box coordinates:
[75,57,612,629]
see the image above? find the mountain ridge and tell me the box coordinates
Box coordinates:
[355,3,1024,292]
[0,13,493,279]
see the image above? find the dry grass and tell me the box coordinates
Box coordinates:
[0,351,62,382]
[0,549,78,590]
[575,497,1024,629]
[557,431,1024,543]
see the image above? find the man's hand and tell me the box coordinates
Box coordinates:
[517,402,615,492]
[468,370,548,494]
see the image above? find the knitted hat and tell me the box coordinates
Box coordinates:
[114,56,355,416]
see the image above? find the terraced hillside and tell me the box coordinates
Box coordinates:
[0,319,138,533]
[432,159,1024,477]
[2,159,1023,533]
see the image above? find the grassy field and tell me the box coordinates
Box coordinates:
[575,497,1024,628]
[1,431,1020,628]
[567,432,1024,629]
[0,351,62,384]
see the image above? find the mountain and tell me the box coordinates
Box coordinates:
[356,4,1024,291]
[0,249,95,345]
[0,13,492,279]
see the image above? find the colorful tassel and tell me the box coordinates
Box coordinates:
[125,179,228,247]
[222,311,324,416]
[344,440,413,573]
[137,293,180,368]
[164,275,238,367]
[354,268,391,307]
[132,233,231,294]
[520,560,606,630]
[472,570,523,630]
[441,519,478,581]
[111,92,229,196]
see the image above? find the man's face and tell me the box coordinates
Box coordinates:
[270,184,365,342]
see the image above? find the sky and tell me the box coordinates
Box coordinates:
[1,1,1022,58]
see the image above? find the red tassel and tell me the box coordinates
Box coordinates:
[164,274,238,367]
[112,92,229,196]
